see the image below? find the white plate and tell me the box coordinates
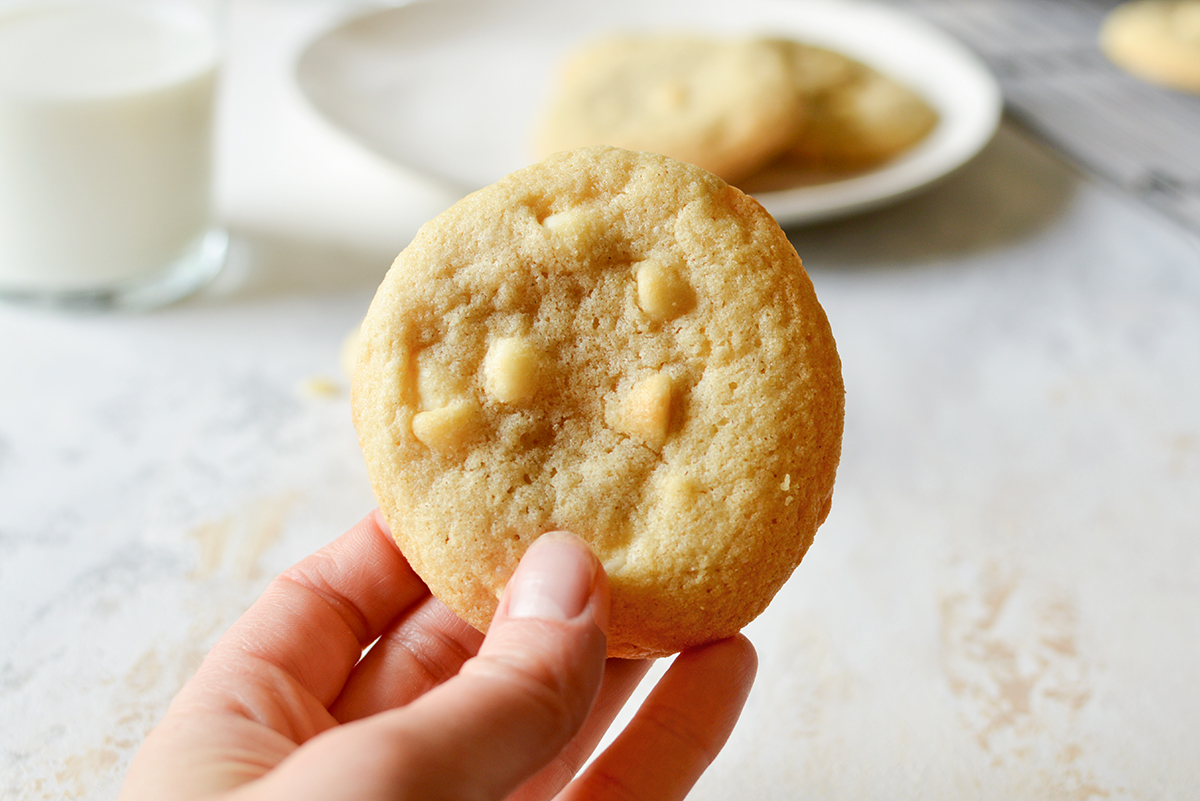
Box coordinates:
[296,0,1001,225]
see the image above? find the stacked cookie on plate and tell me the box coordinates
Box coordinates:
[533,34,939,187]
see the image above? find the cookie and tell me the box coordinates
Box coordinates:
[1100,0,1200,94]
[353,146,844,659]
[779,42,938,170]
[774,40,859,98]
[533,35,805,185]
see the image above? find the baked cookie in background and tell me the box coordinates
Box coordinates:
[776,40,859,98]
[535,33,939,193]
[777,41,939,171]
[353,146,844,659]
[532,35,805,185]
[1101,0,1200,93]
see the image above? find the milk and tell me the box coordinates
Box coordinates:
[0,2,220,293]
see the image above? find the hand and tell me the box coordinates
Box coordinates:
[119,511,757,800]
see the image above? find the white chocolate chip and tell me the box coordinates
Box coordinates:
[614,372,673,449]
[603,552,628,575]
[483,336,542,404]
[411,400,480,453]
[636,259,695,321]
[780,473,791,491]
[542,208,603,253]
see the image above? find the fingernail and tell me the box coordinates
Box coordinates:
[507,532,596,621]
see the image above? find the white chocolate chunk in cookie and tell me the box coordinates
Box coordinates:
[637,259,695,321]
[484,336,542,404]
[613,373,674,449]
[411,400,480,453]
[542,208,604,254]
[603,552,628,576]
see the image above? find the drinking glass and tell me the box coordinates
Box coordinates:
[0,0,226,309]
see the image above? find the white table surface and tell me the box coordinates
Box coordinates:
[3,1,1199,798]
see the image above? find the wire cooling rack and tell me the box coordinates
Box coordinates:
[894,0,1200,234]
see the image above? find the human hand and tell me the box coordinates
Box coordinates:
[119,511,757,800]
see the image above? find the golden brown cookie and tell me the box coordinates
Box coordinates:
[774,40,859,98]
[353,147,844,658]
[779,42,938,170]
[1101,0,1200,93]
[533,35,805,184]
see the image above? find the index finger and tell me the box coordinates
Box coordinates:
[197,510,431,710]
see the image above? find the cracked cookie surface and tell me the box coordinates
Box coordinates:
[353,146,844,658]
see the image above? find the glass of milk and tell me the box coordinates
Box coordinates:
[0,0,226,309]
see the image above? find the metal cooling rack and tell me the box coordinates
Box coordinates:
[894,0,1200,234]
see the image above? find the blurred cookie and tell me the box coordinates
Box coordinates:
[533,35,804,184]
[353,147,844,658]
[779,42,938,170]
[775,40,859,97]
[1101,0,1200,93]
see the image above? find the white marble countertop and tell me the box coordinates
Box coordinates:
[3,1,1199,798]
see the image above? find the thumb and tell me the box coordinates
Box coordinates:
[260,531,610,801]
[380,531,610,799]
